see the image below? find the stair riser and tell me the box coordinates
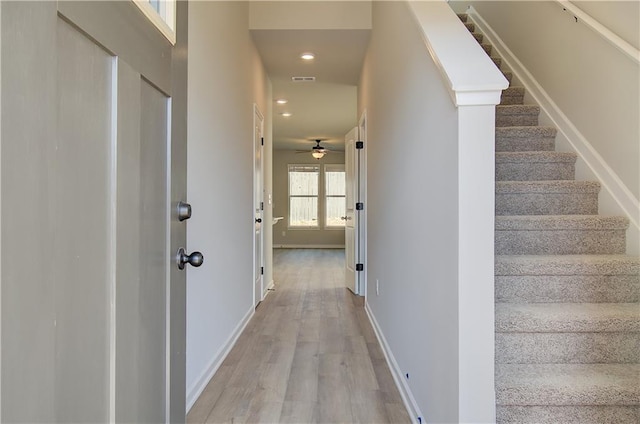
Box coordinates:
[473,33,483,43]
[496,332,640,364]
[496,136,555,152]
[497,405,640,424]
[496,275,640,303]
[496,192,599,215]
[501,93,524,105]
[496,115,539,127]
[482,44,492,55]
[495,230,626,255]
[465,22,475,31]
[496,162,575,181]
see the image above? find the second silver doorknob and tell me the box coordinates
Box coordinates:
[177,248,204,270]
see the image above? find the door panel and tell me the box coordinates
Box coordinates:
[1,3,58,422]
[138,79,169,423]
[115,60,143,423]
[55,18,113,421]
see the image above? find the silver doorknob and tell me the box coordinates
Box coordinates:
[177,201,192,221]
[176,247,204,270]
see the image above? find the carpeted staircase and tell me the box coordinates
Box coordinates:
[458,13,640,423]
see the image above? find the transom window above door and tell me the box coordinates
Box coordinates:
[132,0,176,44]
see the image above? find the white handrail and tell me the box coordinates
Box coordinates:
[556,0,640,64]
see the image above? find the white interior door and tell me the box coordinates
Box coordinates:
[254,106,265,307]
[344,126,361,294]
[1,2,187,422]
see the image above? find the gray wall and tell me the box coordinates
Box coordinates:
[272,150,346,247]
[358,2,460,422]
[186,0,272,408]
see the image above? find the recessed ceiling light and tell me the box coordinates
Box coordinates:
[276,99,288,104]
[300,52,315,60]
[281,112,292,117]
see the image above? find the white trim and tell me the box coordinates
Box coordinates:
[365,302,421,424]
[185,306,255,412]
[273,244,345,249]
[108,57,119,424]
[469,6,640,250]
[164,96,173,422]
[131,0,176,45]
[555,0,640,65]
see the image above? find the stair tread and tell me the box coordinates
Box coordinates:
[496,255,640,276]
[496,303,640,332]
[496,215,629,230]
[497,104,540,115]
[497,126,557,137]
[496,363,640,406]
[496,180,600,194]
[496,151,577,163]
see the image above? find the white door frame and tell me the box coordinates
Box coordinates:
[358,110,368,297]
[253,104,265,307]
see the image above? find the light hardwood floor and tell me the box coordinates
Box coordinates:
[187,248,412,424]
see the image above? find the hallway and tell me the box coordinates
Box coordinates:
[187,249,411,423]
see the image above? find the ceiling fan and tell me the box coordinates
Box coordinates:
[296,139,333,160]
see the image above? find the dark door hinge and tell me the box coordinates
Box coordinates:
[356,202,364,210]
[261,137,264,146]
[260,201,264,211]
[261,267,264,275]
[356,263,364,272]
[356,141,364,149]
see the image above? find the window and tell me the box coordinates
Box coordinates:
[288,165,320,227]
[287,164,346,229]
[132,0,176,45]
[325,165,346,227]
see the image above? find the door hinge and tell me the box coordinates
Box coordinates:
[356,263,364,272]
[261,137,264,146]
[261,267,264,275]
[260,201,264,211]
[356,141,364,149]
[356,202,364,210]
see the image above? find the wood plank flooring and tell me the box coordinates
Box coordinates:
[187,249,412,424]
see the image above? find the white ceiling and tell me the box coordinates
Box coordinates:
[251,29,370,151]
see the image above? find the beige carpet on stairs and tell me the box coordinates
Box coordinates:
[458,13,640,424]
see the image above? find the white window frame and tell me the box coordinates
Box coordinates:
[132,0,176,45]
[288,164,321,229]
[324,164,346,229]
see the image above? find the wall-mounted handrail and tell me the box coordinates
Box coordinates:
[556,0,640,64]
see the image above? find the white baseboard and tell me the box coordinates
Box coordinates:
[186,306,255,412]
[365,301,422,424]
[274,244,345,249]
[468,6,640,255]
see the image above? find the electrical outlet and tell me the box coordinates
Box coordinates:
[376,279,379,296]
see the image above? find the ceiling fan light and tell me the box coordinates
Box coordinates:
[311,151,325,160]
